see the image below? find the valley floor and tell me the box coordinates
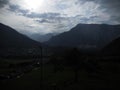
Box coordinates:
[0,56,120,90]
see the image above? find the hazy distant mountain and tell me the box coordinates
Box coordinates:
[30,33,54,42]
[0,23,40,48]
[46,24,120,50]
[102,37,120,55]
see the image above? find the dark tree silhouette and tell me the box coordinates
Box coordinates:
[50,55,58,73]
[65,48,82,82]
[83,56,101,74]
[50,55,63,73]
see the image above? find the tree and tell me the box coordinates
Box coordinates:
[65,48,82,82]
[50,54,64,73]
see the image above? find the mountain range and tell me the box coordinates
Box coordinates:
[0,23,41,56]
[29,33,54,42]
[1,23,120,56]
[102,37,120,55]
[0,23,40,48]
[46,24,120,50]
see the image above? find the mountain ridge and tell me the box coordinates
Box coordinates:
[0,23,42,56]
[102,37,120,55]
[46,24,120,50]
[0,23,40,48]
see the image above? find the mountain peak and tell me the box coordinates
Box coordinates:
[0,23,40,48]
[46,24,120,50]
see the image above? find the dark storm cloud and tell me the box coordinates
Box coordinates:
[99,0,120,23]
[35,16,68,24]
[8,5,29,15]
[77,0,120,8]
[8,5,61,19]
[98,0,120,11]
[8,5,62,20]
[26,12,61,19]
[75,0,96,4]
[36,19,53,23]
[0,0,9,8]
[76,0,120,23]
[1,0,120,35]
[26,12,65,24]
[7,4,65,24]
[76,0,120,12]
[4,0,120,25]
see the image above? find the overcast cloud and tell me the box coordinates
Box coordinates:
[0,0,120,36]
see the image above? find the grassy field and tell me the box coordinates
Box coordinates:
[0,56,120,90]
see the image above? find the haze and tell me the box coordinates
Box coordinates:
[0,0,120,37]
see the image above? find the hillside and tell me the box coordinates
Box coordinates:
[46,24,120,50]
[0,23,41,56]
[0,23,40,48]
[30,33,54,42]
[102,37,120,55]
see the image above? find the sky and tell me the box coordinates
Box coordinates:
[0,0,120,36]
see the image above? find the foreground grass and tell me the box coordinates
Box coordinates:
[1,61,120,90]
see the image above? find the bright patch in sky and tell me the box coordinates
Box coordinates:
[0,0,120,36]
[23,0,44,12]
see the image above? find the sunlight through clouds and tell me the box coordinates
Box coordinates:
[0,0,120,35]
